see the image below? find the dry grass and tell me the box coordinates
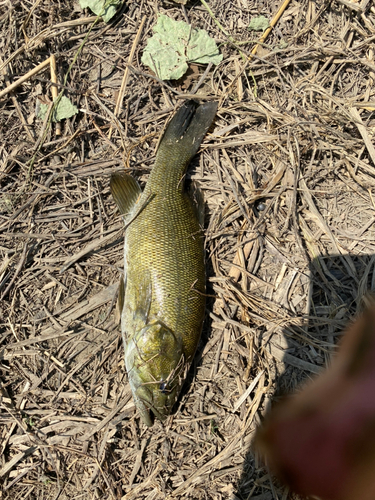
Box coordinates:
[1,0,375,498]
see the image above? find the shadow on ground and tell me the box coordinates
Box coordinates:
[234,252,375,500]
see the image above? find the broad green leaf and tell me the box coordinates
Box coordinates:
[187,28,222,65]
[79,0,121,23]
[141,15,223,81]
[248,15,269,32]
[37,96,78,122]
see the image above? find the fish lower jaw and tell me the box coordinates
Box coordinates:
[132,379,178,426]
[124,356,182,425]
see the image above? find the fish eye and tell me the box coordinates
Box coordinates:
[160,381,168,393]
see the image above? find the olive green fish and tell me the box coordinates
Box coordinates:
[110,100,217,426]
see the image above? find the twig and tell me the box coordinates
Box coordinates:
[60,226,123,273]
[1,243,28,299]
[36,128,80,163]
[349,107,375,167]
[0,56,35,142]
[0,56,51,99]
[50,54,61,136]
[221,0,292,100]
[192,62,213,94]
[0,17,101,74]
[250,0,292,58]
[53,16,99,28]
[336,0,363,13]
[21,0,42,43]
[222,0,292,98]
[199,0,234,41]
[27,17,101,176]
[108,16,146,139]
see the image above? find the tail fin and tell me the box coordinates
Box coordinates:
[158,100,218,159]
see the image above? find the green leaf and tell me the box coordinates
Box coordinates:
[187,28,223,65]
[53,96,79,121]
[279,39,288,49]
[79,0,121,23]
[141,15,223,81]
[37,96,78,122]
[248,15,269,32]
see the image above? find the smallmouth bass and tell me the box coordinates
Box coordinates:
[110,100,217,426]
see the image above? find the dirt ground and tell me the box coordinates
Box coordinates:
[1,0,375,498]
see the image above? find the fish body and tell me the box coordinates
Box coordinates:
[110,101,217,426]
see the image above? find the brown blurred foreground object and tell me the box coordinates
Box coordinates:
[255,303,375,500]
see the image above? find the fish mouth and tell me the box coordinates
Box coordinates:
[135,381,179,426]
[141,399,169,425]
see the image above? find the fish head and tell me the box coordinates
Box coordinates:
[125,320,185,426]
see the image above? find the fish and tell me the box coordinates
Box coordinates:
[110,100,218,426]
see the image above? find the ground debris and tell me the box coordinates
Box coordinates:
[1,0,375,498]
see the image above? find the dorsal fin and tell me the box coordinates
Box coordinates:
[110,171,141,217]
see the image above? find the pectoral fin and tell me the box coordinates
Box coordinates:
[118,275,125,315]
[134,275,152,323]
[110,171,142,217]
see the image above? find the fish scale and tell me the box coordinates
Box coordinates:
[110,100,218,426]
